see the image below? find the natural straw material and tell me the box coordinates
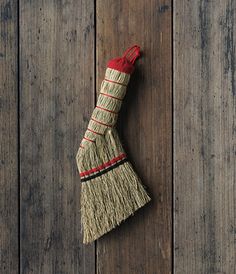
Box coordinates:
[76,46,151,244]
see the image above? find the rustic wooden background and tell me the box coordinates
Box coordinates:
[0,0,235,273]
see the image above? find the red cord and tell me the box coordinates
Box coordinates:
[122,45,141,64]
[107,45,141,74]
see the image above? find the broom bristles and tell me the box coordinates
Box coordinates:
[77,129,151,244]
[81,163,150,244]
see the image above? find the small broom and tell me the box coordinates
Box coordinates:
[76,45,151,244]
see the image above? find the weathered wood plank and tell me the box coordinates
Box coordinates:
[0,1,18,273]
[20,1,95,273]
[96,1,172,273]
[174,1,236,273]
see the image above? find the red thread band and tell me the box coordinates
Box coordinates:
[91,117,113,128]
[87,127,103,136]
[104,78,127,87]
[83,136,95,143]
[80,153,127,177]
[100,92,123,101]
[96,105,118,114]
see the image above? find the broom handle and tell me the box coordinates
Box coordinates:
[80,46,140,149]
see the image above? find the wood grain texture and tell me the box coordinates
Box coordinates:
[20,1,95,273]
[174,1,236,273]
[0,1,18,273]
[96,1,172,273]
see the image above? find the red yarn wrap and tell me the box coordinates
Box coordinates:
[107,45,141,74]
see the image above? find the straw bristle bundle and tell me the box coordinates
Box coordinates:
[77,129,151,244]
[81,160,150,244]
[76,64,150,244]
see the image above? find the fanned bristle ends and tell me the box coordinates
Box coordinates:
[76,129,151,244]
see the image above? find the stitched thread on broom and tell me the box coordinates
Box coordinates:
[87,127,104,136]
[80,153,127,177]
[80,158,128,182]
[83,136,95,143]
[80,70,125,149]
[90,117,113,128]
[104,78,127,86]
[96,105,118,114]
[100,92,123,101]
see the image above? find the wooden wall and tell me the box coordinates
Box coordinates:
[0,0,235,273]
[0,1,18,273]
[174,1,236,273]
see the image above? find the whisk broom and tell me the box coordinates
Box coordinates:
[76,45,151,244]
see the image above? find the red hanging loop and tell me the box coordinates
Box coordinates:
[122,45,141,64]
[107,45,141,74]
